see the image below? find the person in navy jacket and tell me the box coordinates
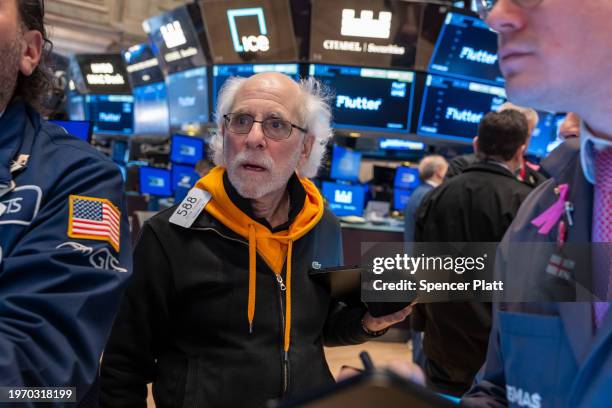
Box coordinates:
[0,0,131,404]
[462,1,612,406]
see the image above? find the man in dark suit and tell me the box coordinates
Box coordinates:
[413,110,534,396]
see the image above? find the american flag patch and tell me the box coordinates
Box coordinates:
[68,195,120,252]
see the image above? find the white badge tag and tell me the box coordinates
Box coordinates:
[169,188,211,228]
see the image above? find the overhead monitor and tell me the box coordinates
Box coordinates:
[310,0,423,68]
[133,82,170,136]
[417,74,506,142]
[166,67,209,133]
[74,54,132,95]
[310,64,415,133]
[212,63,300,106]
[86,94,135,135]
[394,166,420,189]
[49,120,92,143]
[330,145,362,182]
[123,43,165,87]
[428,12,503,85]
[170,134,204,165]
[200,0,298,64]
[393,187,412,210]
[172,164,200,191]
[378,138,424,151]
[322,181,366,217]
[139,167,173,197]
[143,3,207,75]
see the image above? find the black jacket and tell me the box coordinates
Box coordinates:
[100,178,373,408]
[413,161,533,396]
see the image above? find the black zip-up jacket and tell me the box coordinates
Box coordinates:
[100,177,373,408]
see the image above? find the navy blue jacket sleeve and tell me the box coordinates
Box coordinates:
[0,156,132,402]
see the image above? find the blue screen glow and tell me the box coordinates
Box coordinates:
[322,181,365,217]
[139,167,172,196]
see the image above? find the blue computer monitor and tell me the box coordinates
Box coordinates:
[330,145,361,182]
[172,164,199,191]
[309,64,415,133]
[166,67,208,132]
[378,138,425,151]
[394,188,413,211]
[133,82,170,135]
[212,63,300,106]
[139,167,172,197]
[526,111,557,158]
[170,134,204,165]
[429,12,503,85]
[321,181,366,217]
[394,167,420,190]
[417,74,506,142]
[111,139,129,164]
[49,120,92,142]
[85,94,134,135]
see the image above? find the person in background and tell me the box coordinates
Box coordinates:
[558,112,581,140]
[100,73,412,408]
[195,157,213,178]
[403,155,448,243]
[0,0,131,404]
[403,155,448,371]
[413,110,534,396]
[462,1,611,406]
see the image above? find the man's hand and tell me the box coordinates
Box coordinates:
[362,304,413,333]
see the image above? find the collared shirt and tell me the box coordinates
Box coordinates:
[425,179,440,188]
[580,122,612,184]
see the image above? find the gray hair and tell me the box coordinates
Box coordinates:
[418,155,448,181]
[210,75,334,178]
[497,102,539,131]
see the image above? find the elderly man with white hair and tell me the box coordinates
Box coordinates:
[99,73,412,408]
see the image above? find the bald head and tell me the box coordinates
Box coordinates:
[234,72,303,121]
[419,155,448,184]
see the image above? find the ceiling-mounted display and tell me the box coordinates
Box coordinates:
[310,0,423,68]
[73,54,132,95]
[201,0,298,64]
[123,43,165,87]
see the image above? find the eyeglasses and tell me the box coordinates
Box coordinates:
[223,113,307,141]
[475,0,544,20]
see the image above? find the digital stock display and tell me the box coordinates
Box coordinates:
[428,12,503,85]
[166,67,209,132]
[394,166,420,190]
[310,64,415,132]
[322,181,366,217]
[86,94,134,135]
[417,74,506,142]
[123,43,165,87]
[133,82,170,135]
[139,167,172,196]
[170,134,205,165]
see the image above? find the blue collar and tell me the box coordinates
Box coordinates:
[580,122,612,184]
[0,101,27,187]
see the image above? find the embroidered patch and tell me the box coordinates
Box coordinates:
[68,195,120,252]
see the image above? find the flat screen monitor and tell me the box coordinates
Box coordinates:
[417,74,506,142]
[322,181,365,217]
[200,0,298,64]
[428,12,503,85]
[139,166,173,196]
[49,120,92,143]
[212,63,300,106]
[123,43,164,87]
[74,53,132,95]
[67,94,86,121]
[143,3,207,75]
[378,138,424,151]
[166,67,209,133]
[526,111,557,158]
[394,166,420,189]
[86,94,134,135]
[309,0,423,68]
[133,82,170,136]
[111,139,129,164]
[330,145,361,182]
[172,164,200,190]
[170,134,204,165]
[394,187,412,210]
[310,64,415,133]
